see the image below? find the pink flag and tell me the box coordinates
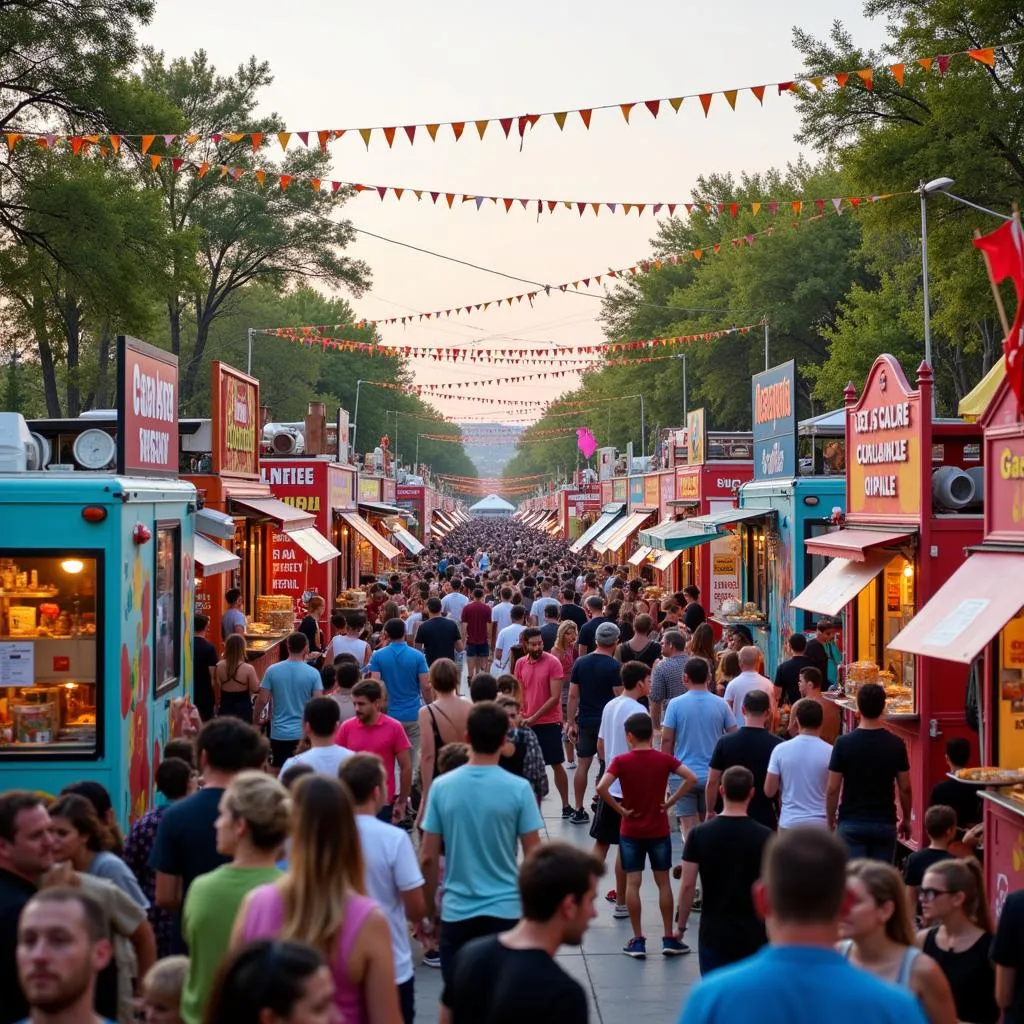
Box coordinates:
[576,427,597,459]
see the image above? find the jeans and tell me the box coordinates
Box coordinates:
[837,818,898,863]
[398,978,415,1023]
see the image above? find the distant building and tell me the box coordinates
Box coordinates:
[469,493,515,518]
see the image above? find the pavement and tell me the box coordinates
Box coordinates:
[411,767,698,1023]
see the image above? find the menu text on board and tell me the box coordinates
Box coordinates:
[117,336,180,477]
[212,362,260,479]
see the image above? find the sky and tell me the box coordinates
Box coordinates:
[141,0,888,423]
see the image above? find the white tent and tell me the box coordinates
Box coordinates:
[469,493,515,518]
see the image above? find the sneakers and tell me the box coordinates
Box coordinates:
[570,807,591,826]
[613,904,630,919]
[691,894,703,912]
[662,937,691,957]
[622,936,647,959]
[604,889,617,904]
[422,949,441,969]
[565,761,577,770]
[561,805,574,820]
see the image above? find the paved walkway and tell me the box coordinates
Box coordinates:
[412,771,698,1022]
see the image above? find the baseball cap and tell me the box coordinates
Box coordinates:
[595,622,621,645]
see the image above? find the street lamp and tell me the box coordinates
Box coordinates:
[918,176,955,380]
[350,379,369,456]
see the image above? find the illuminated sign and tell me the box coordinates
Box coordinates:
[117,336,179,477]
[751,361,796,480]
[212,362,259,479]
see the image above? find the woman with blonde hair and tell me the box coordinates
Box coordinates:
[216,634,259,722]
[840,860,957,1024]
[918,858,998,1024]
[234,774,401,1024]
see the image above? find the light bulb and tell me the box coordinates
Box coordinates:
[61,559,84,575]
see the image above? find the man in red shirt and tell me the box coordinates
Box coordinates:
[597,712,696,959]
[461,587,493,678]
[515,627,570,816]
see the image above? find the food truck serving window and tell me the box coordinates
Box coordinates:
[154,523,181,697]
[0,553,101,759]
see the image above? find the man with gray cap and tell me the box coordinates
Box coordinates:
[565,621,623,825]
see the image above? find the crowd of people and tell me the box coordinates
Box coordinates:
[1,514,1022,1024]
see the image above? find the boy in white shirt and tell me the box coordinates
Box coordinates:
[764,698,832,828]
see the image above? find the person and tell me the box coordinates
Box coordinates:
[773,632,815,708]
[489,587,516,648]
[903,805,957,923]
[565,621,623,825]
[676,765,773,975]
[723,646,776,723]
[417,658,473,817]
[649,630,688,731]
[214,634,260,723]
[180,771,290,1024]
[706,689,783,830]
[765,698,832,830]
[58,784,123,856]
[828,682,912,861]
[204,940,336,1024]
[559,586,587,630]
[221,588,247,640]
[416,597,465,666]
[551,620,578,767]
[420,702,544,1019]
[446,843,602,1024]
[139,955,188,1024]
[16,888,115,1024]
[298,595,326,655]
[528,579,559,626]
[234,774,402,1024]
[335,680,412,826]
[191,614,218,722]
[576,596,611,656]
[538,603,561,651]
[328,660,360,724]
[617,613,660,671]
[492,604,526,674]
[713,649,740,698]
[515,626,570,814]
[404,598,424,645]
[277,696,353,778]
[440,577,469,624]
[461,587,493,677]
[496,697,550,804]
[365,584,388,628]
[928,738,982,829]
[340,754,427,1024]
[789,665,841,745]
[253,631,324,769]
[681,585,705,632]
[806,617,840,688]
[327,613,371,668]
[597,712,696,958]
[686,623,717,676]
[992,888,1024,1024]
[918,858,998,1024]
[677,828,929,1024]
[150,717,268,939]
[841,860,958,1024]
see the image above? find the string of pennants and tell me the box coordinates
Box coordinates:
[421,428,576,442]
[436,472,553,482]
[4,43,1011,154]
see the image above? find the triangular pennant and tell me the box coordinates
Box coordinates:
[376,185,387,200]
[162,133,176,147]
[553,111,568,131]
[452,122,465,140]
[835,72,849,88]
[277,132,290,150]
[503,197,514,212]
[620,102,634,123]
[667,203,676,215]
[69,136,84,156]
[474,196,484,210]
[498,117,513,138]
[809,76,824,91]
[889,63,905,86]
[197,162,210,178]
[5,132,24,150]
[699,93,712,116]
[250,132,263,151]
[936,54,951,74]
[358,128,372,149]
[311,178,321,192]
[791,201,803,215]
[644,99,661,118]
[855,68,873,90]
[254,169,266,186]
[224,133,245,143]
[751,202,761,216]
[693,249,703,261]
[109,134,121,154]
[413,189,423,200]
[968,48,995,67]
[185,133,201,145]
[445,193,455,207]
[578,109,592,128]
[832,197,843,213]
[141,134,155,154]
[668,97,683,112]
[475,119,489,139]
[815,198,825,213]
[393,187,403,199]
[729,203,739,218]
[723,89,738,110]
[149,154,162,169]
[297,131,309,146]
[918,57,934,71]
[279,174,292,190]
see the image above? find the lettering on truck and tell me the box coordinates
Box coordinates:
[261,466,316,486]
[754,378,792,428]
[133,363,175,465]
[853,401,912,498]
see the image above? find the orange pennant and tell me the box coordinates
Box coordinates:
[358,128,372,149]
[185,133,201,145]
[149,154,162,169]
[889,63,905,86]
[750,85,765,105]
[141,134,155,154]
[393,187,403,199]
[197,162,210,178]
[452,122,465,140]
[250,132,263,151]
[751,202,761,216]
[968,48,995,66]
[723,89,738,110]
[918,57,933,71]
[277,132,290,150]
[699,93,712,116]
[620,103,634,123]
[579,109,592,128]
[311,178,321,192]
[254,169,266,186]
[835,72,849,88]
[224,133,245,143]
[383,126,397,147]
[279,175,292,190]
[5,133,22,149]
[426,124,440,140]
[475,119,488,139]
[855,68,873,90]
[109,134,121,154]
[791,201,802,215]
[692,249,703,261]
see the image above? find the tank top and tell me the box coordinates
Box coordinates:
[838,939,921,989]
[239,883,378,1024]
[922,927,999,1024]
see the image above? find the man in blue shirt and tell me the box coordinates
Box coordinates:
[368,618,431,767]
[677,827,927,1024]
[254,631,323,768]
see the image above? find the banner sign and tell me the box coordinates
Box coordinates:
[117,336,179,477]
[752,360,797,481]
[211,362,259,479]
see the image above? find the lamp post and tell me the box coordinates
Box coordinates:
[350,379,369,456]
[918,176,955,383]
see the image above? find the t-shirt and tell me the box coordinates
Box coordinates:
[490,602,516,636]
[598,694,647,798]
[539,622,560,651]
[903,847,953,888]
[180,865,282,1024]
[0,868,36,1024]
[87,850,149,908]
[992,890,1024,1024]
[259,659,323,740]
[515,652,564,726]
[569,652,622,726]
[529,596,559,623]
[330,691,356,723]
[766,734,832,828]
[773,654,815,706]
[298,614,322,652]
[221,606,247,640]
[441,591,470,621]
[494,623,524,671]
[608,748,681,838]
[724,671,775,718]
[192,636,219,715]
[328,634,370,665]
[560,602,587,629]
[650,654,689,705]
[404,613,422,639]
[461,601,492,645]
[368,643,429,721]
[682,602,706,631]
[416,615,462,664]
[279,743,354,778]
[577,615,611,653]
[829,728,910,824]
[356,814,424,985]
[682,816,771,959]
[421,764,543,921]
[663,690,736,781]
[709,728,783,829]
[335,715,411,802]
[448,936,588,1024]
[929,778,983,828]
[677,945,928,1024]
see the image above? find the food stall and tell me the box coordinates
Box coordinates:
[569,502,626,557]
[592,472,657,568]
[1,336,198,825]
[789,354,984,848]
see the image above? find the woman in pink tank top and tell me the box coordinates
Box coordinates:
[233,774,402,1024]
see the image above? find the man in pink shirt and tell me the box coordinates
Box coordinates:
[515,627,570,814]
[336,679,412,824]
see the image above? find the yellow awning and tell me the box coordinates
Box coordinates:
[958,359,1005,422]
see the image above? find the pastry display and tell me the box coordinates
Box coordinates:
[954,767,1024,786]
[255,595,294,631]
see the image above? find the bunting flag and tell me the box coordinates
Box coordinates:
[4,42,1011,153]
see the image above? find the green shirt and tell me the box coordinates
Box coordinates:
[181,864,282,1024]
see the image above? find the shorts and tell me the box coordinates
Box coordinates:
[589,799,621,846]
[576,723,599,759]
[671,775,706,819]
[619,834,673,873]
[466,642,490,658]
[530,723,564,766]
[270,737,298,767]
[439,915,518,1005]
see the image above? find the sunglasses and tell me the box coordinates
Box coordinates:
[919,887,956,900]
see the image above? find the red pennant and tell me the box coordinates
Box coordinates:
[579,109,592,128]
[404,125,416,144]
[383,126,397,148]
[936,54,951,74]
[499,117,513,138]
[698,93,712,116]
[645,99,660,118]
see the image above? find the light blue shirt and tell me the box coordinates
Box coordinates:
[422,764,544,922]
[368,643,429,721]
[678,946,927,1024]
[663,689,735,782]
[479,553,490,570]
[259,659,323,740]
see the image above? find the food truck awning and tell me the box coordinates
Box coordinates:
[804,527,916,562]
[887,551,1024,664]
[569,503,626,554]
[288,527,342,565]
[685,507,775,535]
[431,511,454,536]
[194,535,242,577]
[593,509,655,555]
[195,506,237,541]
[790,553,891,617]
[359,501,407,517]
[392,525,426,556]
[653,548,684,572]
[628,545,653,566]
[229,495,315,532]
[958,359,1005,422]
[638,519,728,552]
[337,511,402,562]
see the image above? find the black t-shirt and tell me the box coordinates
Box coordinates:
[929,778,983,829]
[904,847,953,887]
[559,602,587,629]
[570,652,622,726]
[617,621,634,645]
[829,728,910,823]
[682,602,706,631]
[448,936,587,1024]
[577,616,611,653]
[993,890,1024,1024]
[682,816,771,958]
[708,728,784,829]
[192,636,219,717]
[298,614,322,652]
[804,638,830,680]
[415,616,462,665]
[773,654,815,707]
[539,622,560,651]
[618,639,661,668]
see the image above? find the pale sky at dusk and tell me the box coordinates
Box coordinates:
[142,0,887,422]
